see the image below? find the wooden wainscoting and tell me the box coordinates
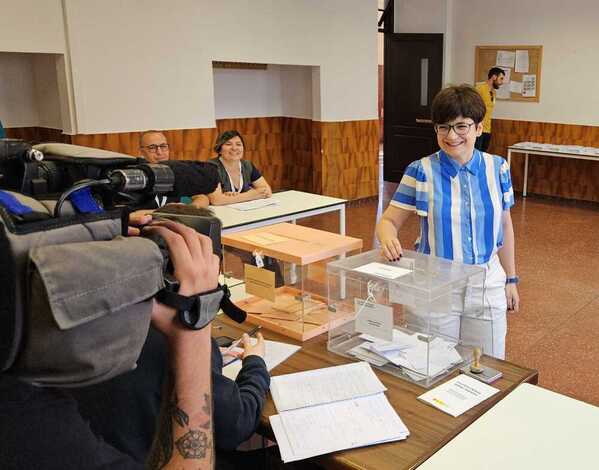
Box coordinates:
[4,127,69,143]
[490,119,599,202]
[317,119,379,200]
[5,118,379,200]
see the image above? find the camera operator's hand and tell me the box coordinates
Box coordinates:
[144,220,219,336]
[127,210,153,236]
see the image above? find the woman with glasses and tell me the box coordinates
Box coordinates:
[207,130,272,206]
[376,84,519,360]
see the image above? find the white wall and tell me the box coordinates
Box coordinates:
[0,53,39,127]
[213,65,313,120]
[451,0,599,126]
[63,0,378,133]
[0,0,65,54]
[32,54,63,129]
[394,0,447,34]
[0,52,65,129]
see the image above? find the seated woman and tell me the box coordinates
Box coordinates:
[207,130,272,205]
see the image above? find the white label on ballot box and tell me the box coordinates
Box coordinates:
[354,299,393,342]
[353,262,411,280]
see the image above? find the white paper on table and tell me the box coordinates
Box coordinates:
[353,262,412,280]
[270,393,409,463]
[222,339,301,380]
[496,50,515,68]
[418,374,500,417]
[509,81,523,94]
[227,198,279,211]
[515,50,529,73]
[269,361,386,412]
[522,74,537,97]
[354,298,393,341]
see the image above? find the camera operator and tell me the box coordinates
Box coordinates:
[72,205,271,469]
[0,218,218,470]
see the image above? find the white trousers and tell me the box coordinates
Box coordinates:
[405,255,507,359]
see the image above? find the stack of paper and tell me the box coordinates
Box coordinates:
[227,198,279,211]
[269,362,409,463]
[350,330,464,381]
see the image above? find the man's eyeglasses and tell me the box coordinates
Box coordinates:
[143,143,169,152]
[434,122,476,136]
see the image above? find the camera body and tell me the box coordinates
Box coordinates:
[0,140,232,387]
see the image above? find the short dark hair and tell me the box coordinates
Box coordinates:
[488,67,505,79]
[213,130,245,154]
[431,85,486,125]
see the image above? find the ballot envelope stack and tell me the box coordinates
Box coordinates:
[269,362,410,463]
[326,249,493,388]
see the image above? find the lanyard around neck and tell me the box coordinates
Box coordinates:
[220,157,243,193]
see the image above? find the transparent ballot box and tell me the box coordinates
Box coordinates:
[327,249,492,388]
[222,223,362,341]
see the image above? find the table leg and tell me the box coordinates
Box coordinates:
[507,149,512,167]
[523,153,529,197]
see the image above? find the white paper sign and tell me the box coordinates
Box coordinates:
[509,81,523,94]
[354,299,393,341]
[496,50,515,68]
[522,74,537,97]
[353,262,411,280]
[515,50,529,73]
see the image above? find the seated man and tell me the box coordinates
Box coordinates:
[138,130,213,209]
[0,211,217,469]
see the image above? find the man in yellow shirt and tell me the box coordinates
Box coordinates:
[475,67,505,152]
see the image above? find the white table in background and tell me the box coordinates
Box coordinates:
[419,383,599,470]
[210,190,347,235]
[507,143,599,197]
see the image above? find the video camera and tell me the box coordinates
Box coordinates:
[0,139,244,388]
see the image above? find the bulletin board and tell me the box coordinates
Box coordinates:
[474,45,542,102]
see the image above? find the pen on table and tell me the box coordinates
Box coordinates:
[222,325,262,356]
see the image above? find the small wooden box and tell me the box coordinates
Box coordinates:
[222,223,362,341]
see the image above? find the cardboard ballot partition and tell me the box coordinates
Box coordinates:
[222,223,362,341]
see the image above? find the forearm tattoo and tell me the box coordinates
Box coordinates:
[148,383,214,469]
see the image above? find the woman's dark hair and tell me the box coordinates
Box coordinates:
[213,130,245,154]
[431,84,486,125]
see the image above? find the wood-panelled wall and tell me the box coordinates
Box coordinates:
[317,120,379,200]
[5,118,379,200]
[490,119,599,203]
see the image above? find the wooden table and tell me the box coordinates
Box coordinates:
[213,316,538,470]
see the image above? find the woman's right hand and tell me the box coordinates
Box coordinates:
[380,236,403,261]
[241,332,265,359]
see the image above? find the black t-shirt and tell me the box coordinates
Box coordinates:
[0,374,141,470]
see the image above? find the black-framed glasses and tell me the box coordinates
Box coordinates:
[143,143,169,152]
[434,122,476,136]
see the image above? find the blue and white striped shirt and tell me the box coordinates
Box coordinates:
[390,150,514,265]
